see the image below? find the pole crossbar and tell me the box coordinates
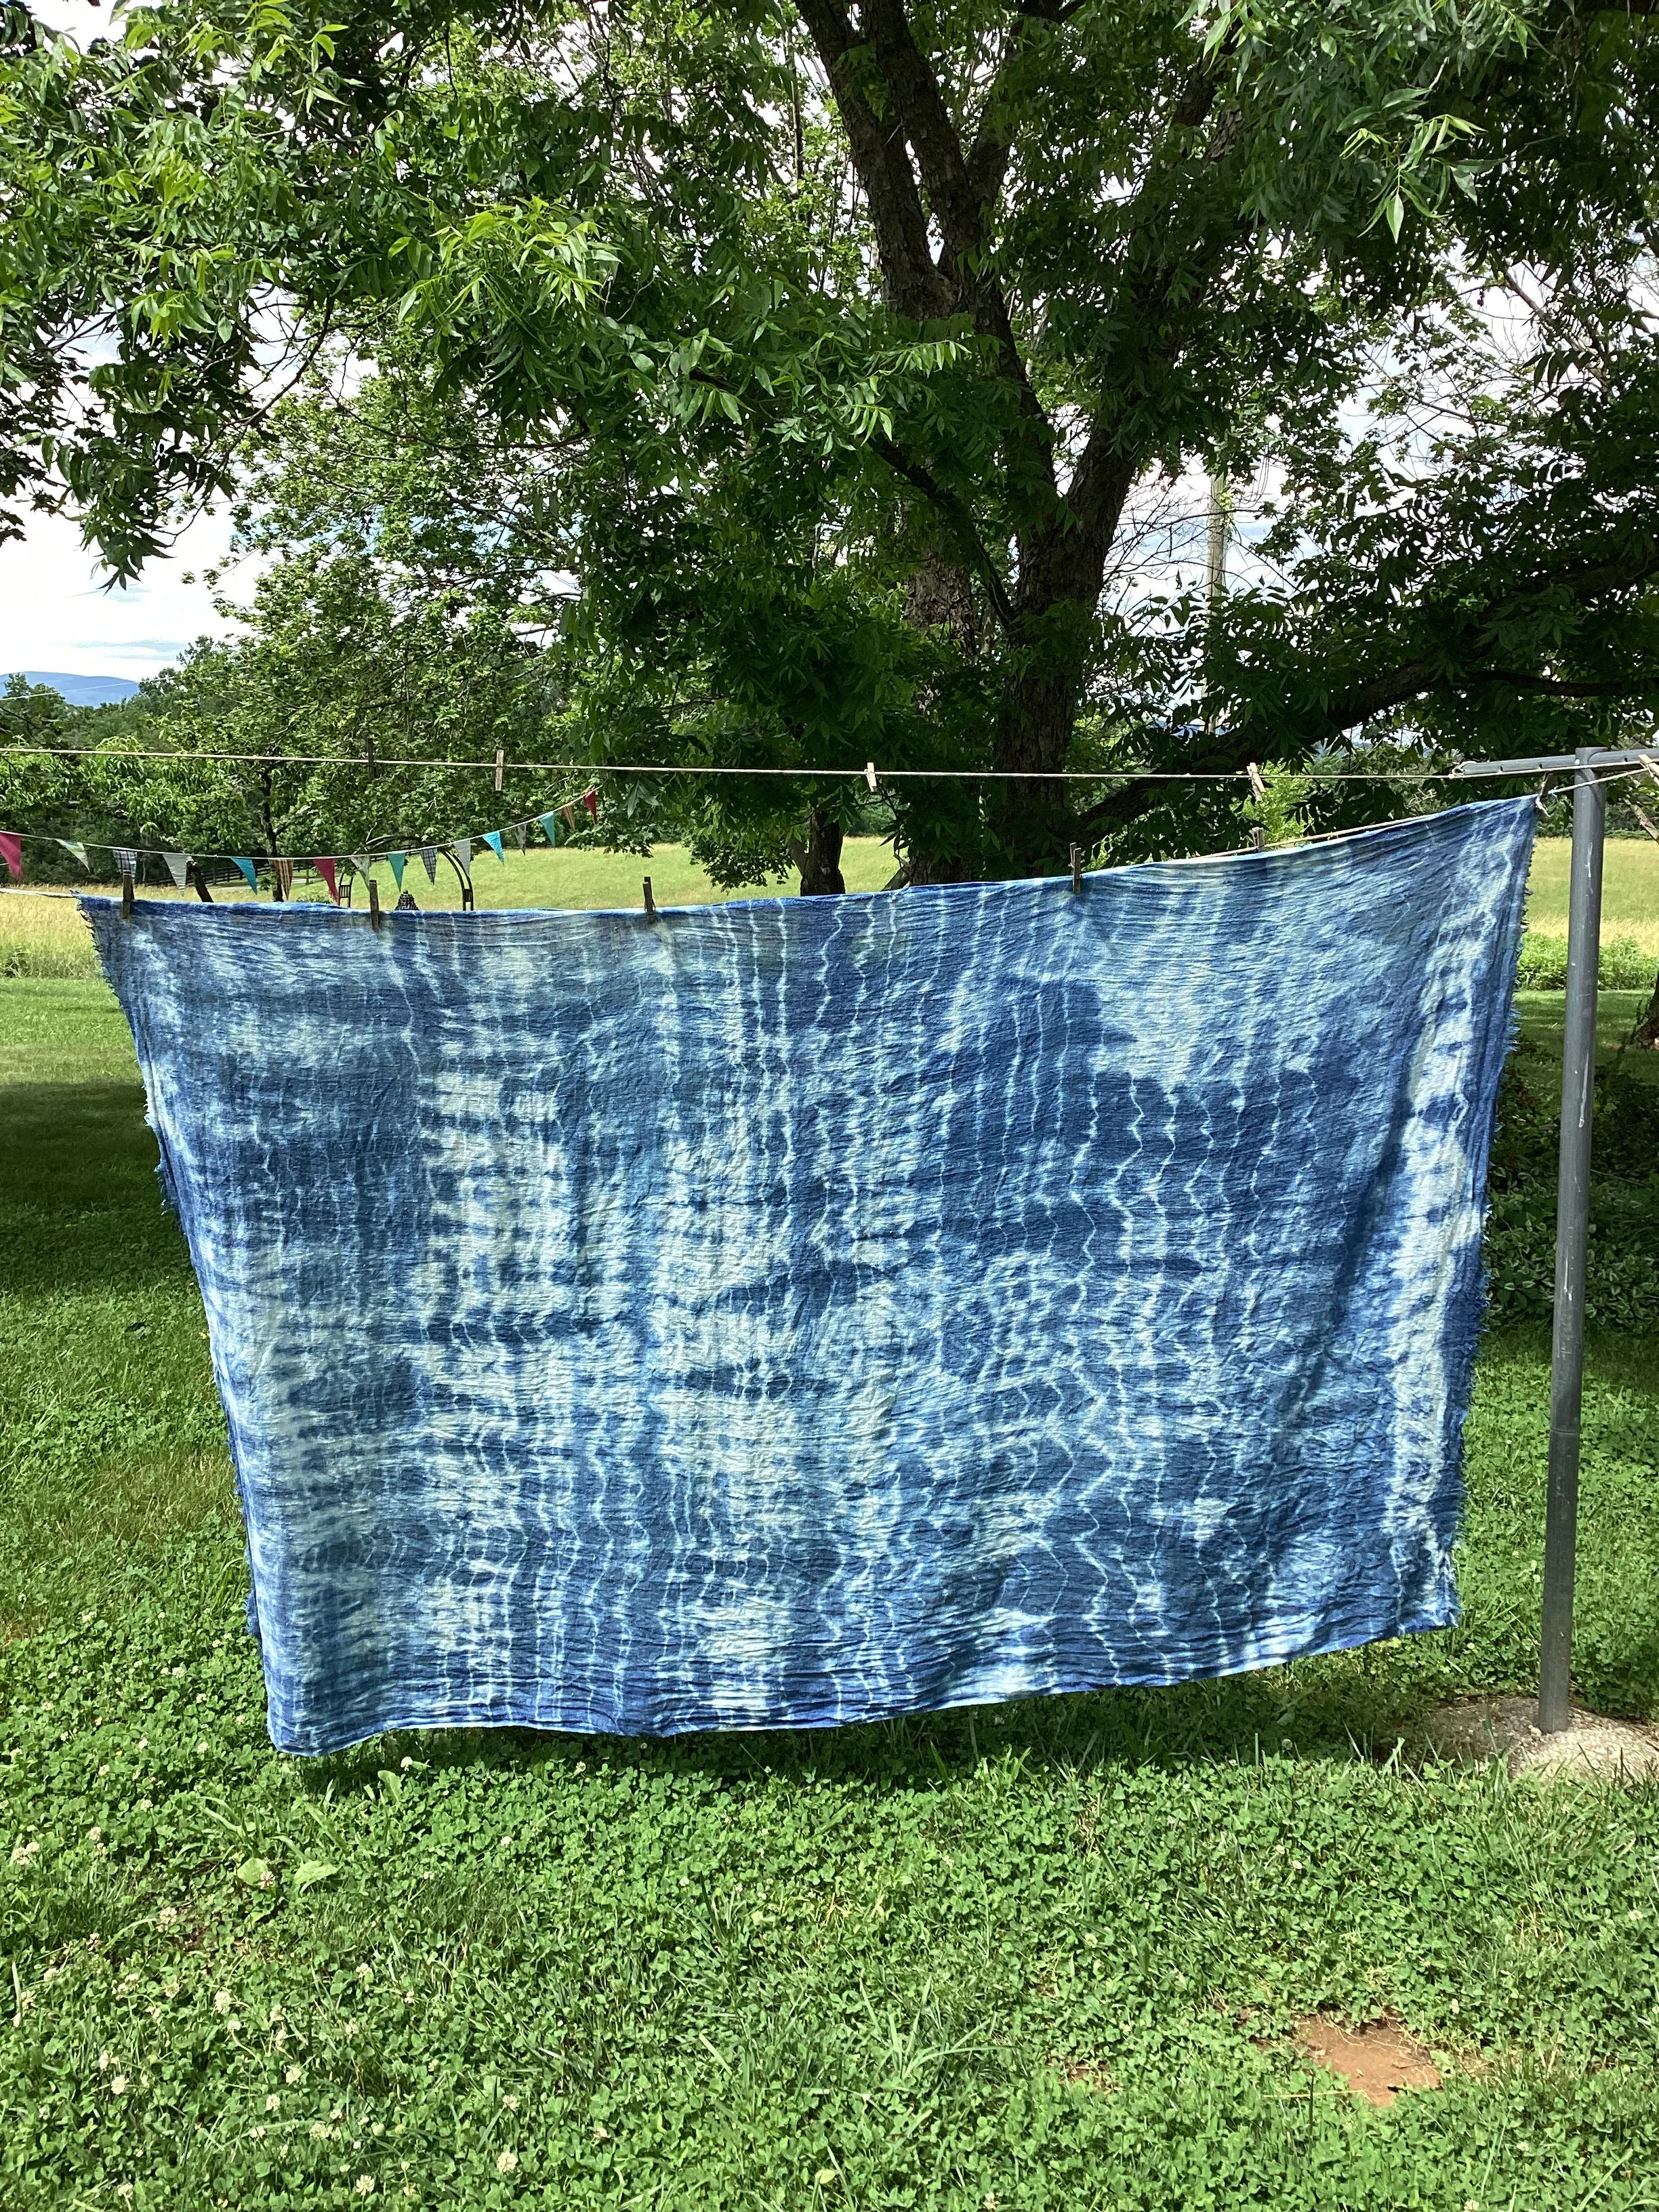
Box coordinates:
[1451,745,1653,777]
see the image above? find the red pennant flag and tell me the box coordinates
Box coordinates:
[582,786,599,823]
[313,857,340,904]
[0,833,21,882]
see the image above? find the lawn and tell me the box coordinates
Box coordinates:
[1,869,1658,2207]
[5,832,1656,980]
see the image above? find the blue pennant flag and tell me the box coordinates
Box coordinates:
[537,813,558,847]
[483,830,506,865]
[232,858,259,893]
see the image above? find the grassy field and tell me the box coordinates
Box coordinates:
[1528,834,1659,956]
[4,834,1656,981]
[1,865,1658,2205]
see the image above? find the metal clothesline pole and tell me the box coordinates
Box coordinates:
[1454,741,1617,1734]
[1539,751,1606,1732]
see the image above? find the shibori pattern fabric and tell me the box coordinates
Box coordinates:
[83,798,1534,1757]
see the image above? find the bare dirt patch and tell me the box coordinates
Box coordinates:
[1422,1697,1659,1782]
[1294,2015,1441,2108]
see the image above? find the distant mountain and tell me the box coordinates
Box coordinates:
[14,670,143,708]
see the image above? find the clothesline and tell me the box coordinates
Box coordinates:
[3,742,1491,781]
[2,761,1646,893]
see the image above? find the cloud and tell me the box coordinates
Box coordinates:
[0,505,256,684]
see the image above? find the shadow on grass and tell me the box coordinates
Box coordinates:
[0,1080,188,1294]
[293,1648,1429,1810]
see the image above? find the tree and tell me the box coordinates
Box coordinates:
[5,0,1659,885]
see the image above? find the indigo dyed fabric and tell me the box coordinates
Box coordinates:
[85,798,1534,1755]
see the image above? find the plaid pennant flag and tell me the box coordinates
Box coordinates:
[113,846,138,881]
[272,857,293,899]
[418,847,438,884]
[452,838,472,872]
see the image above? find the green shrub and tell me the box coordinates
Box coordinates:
[1517,933,1656,990]
[1485,1040,1659,1332]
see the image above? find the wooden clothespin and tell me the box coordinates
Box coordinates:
[121,871,134,920]
[642,876,657,920]
[1250,826,1265,851]
[369,878,383,933]
[494,749,505,793]
[1069,843,1083,894]
[1246,762,1267,802]
[865,761,878,792]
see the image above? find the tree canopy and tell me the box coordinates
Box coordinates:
[5,0,1659,884]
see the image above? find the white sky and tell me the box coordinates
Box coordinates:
[0,504,253,684]
[0,0,247,684]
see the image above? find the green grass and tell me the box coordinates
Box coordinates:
[1529,834,1659,956]
[2,973,1658,2207]
[6,834,1657,982]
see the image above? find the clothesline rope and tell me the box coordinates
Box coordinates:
[0,743,1513,780]
[2,760,1647,883]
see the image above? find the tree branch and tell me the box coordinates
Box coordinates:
[792,0,953,319]
[867,430,1015,628]
[1322,533,1659,731]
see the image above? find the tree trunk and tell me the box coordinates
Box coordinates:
[790,805,846,895]
[904,550,977,652]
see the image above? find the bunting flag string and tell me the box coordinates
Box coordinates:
[0,788,609,897]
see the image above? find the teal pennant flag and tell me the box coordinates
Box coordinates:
[232,858,259,893]
[58,840,90,870]
[483,830,506,865]
[388,853,407,890]
[537,813,558,847]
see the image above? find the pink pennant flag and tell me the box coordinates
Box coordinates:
[312,857,340,904]
[0,833,21,882]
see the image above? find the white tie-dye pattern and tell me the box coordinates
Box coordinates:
[85,799,1534,1753]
